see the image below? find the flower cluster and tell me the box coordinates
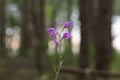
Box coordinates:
[47,21,73,80]
[47,21,72,45]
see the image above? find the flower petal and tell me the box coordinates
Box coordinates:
[63,32,72,39]
[47,27,57,40]
[64,21,73,28]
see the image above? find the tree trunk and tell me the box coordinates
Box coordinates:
[94,0,113,80]
[50,0,62,27]
[78,0,93,80]
[50,7,57,27]
[66,0,72,21]
[0,0,6,57]
[30,0,46,75]
[36,0,46,75]
[20,0,31,57]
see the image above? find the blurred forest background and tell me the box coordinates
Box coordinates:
[0,0,120,80]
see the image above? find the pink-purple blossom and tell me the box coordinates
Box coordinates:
[47,21,73,46]
[64,21,73,28]
[47,28,59,45]
[47,21,73,80]
[47,28,57,40]
[63,32,72,39]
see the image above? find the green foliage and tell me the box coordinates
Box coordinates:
[10,0,20,4]
[63,44,77,66]
[45,3,53,19]
[114,0,120,15]
[111,51,120,71]
[9,15,18,27]
[88,43,96,67]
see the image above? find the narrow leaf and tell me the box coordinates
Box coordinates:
[60,60,63,66]
[53,64,57,73]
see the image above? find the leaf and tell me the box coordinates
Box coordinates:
[60,60,63,66]
[53,64,57,73]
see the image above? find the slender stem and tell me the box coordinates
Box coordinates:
[59,27,64,36]
[55,52,63,80]
[55,56,63,80]
[54,28,64,80]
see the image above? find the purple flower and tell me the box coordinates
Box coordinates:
[63,32,72,39]
[47,28,59,45]
[53,39,59,45]
[47,28,57,40]
[64,21,73,28]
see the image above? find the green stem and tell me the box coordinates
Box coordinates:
[59,27,64,37]
[54,28,64,80]
[54,53,63,80]
[55,59,63,80]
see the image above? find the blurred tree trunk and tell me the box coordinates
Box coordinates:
[78,0,93,80]
[66,0,72,21]
[0,0,6,57]
[93,0,113,80]
[20,0,31,57]
[50,0,62,27]
[50,6,57,27]
[30,0,46,75]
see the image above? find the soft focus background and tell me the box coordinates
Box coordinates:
[0,0,120,80]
